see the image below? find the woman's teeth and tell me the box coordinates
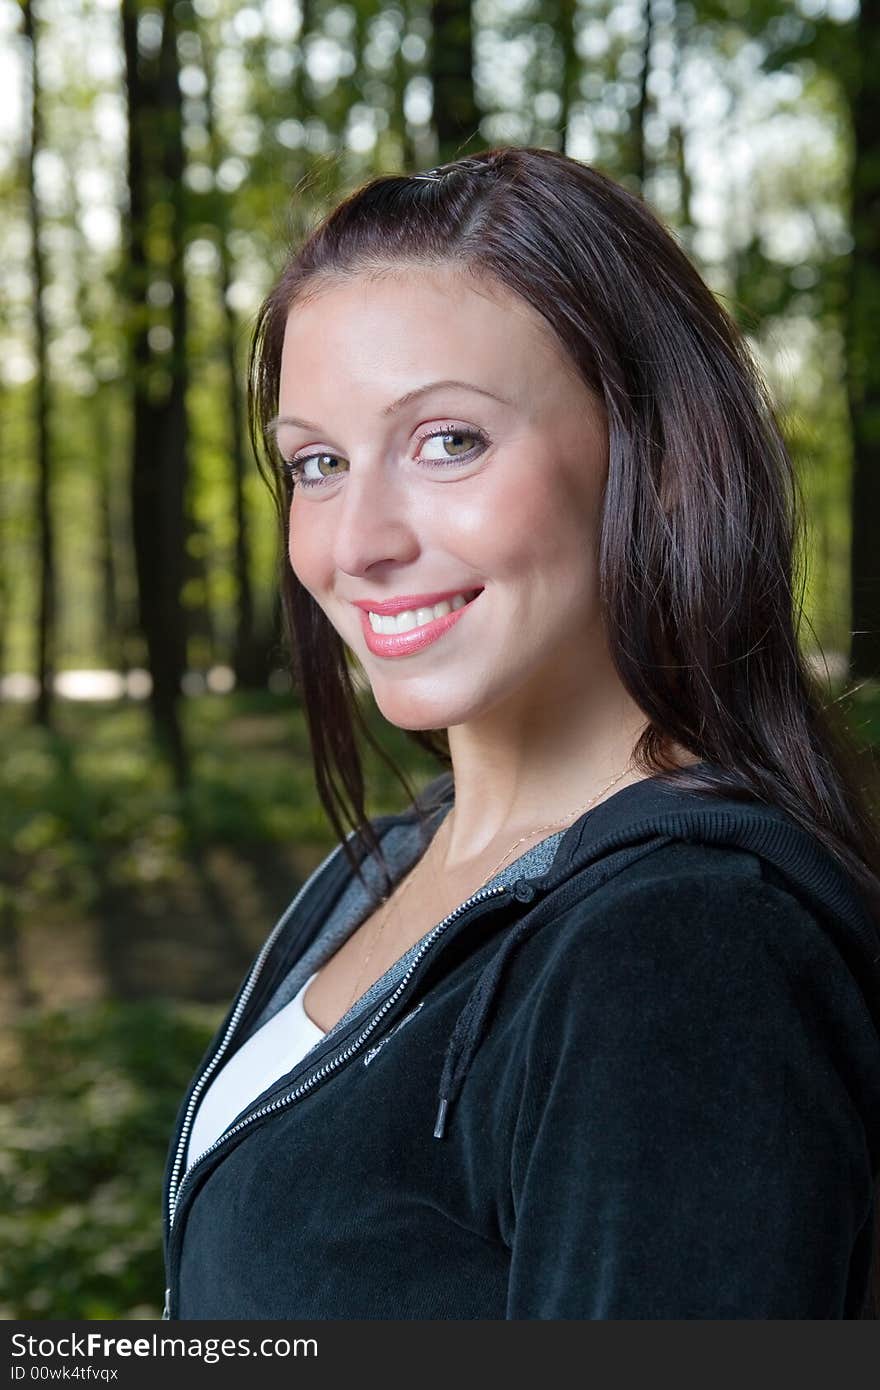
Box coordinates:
[368,591,476,635]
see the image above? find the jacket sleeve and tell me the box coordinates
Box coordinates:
[505,873,878,1318]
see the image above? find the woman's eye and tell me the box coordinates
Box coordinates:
[417,427,486,463]
[280,453,347,488]
[282,425,489,490]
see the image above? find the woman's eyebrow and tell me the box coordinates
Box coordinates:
[266,378,512,436]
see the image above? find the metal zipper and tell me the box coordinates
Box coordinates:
[167,880,509,1234]
[165,830,359,1235]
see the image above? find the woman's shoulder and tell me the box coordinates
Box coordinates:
[495,850,880,1324]
[496,846,880,1149]
[509,842,876,1040]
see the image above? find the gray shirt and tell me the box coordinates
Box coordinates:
[249,803,566,1044]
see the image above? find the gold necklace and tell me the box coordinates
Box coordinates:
[342,763,637,1015]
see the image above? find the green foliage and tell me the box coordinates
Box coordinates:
[0,998,223,1320]
[1,0,873,672]
[1,694,310,918]
[0,689,440,1318]
[2,680,879,1319]
[1,689,443,918]
[4,0,880,1323]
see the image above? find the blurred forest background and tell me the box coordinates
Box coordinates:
[2,0,879,1320]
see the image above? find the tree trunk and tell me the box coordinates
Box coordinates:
[631,0,654,192]
[0,369,9,690]
[391,2,419,168]
[671,0,694,250]
[120,0,189,784]
[558,0,579,155]
[200,26,264,688]
[66,159,126,679]
[22,0,55,727]
[429,0,481,162]
[844,0,880,680]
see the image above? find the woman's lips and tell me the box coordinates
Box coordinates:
[360,591,482,659]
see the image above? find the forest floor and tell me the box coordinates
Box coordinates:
[3,678,879,1032]
[1,679,878,1317]
[0,690,434,1064]
[0,688,438,1318]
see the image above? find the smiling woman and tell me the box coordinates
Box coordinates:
[161,147,880,1322]
[270,263,619,771]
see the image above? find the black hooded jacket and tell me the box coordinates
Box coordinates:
[161,765,880,1319]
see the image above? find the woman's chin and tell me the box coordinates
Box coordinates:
[367,685,468,733]
[374,702,451,734]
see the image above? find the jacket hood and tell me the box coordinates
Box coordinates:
[415,763,880,1140]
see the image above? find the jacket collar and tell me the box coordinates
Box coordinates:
[423,760,880,1140]
[413,761,876,950]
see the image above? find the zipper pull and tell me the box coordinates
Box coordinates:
[162,1286,170,1319]
[512,878,536,902]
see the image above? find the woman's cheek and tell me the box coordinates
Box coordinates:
[287,503,317,583]
[471,471,566,570]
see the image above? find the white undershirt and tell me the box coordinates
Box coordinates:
[185,971,325,1170]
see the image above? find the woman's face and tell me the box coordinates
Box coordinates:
[275,264,611,733]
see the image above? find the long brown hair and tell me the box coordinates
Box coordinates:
[246,147,880,1315]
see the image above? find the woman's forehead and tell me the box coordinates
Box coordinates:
[279,270,584,404]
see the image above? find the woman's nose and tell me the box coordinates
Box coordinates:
[329,457,419,577]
